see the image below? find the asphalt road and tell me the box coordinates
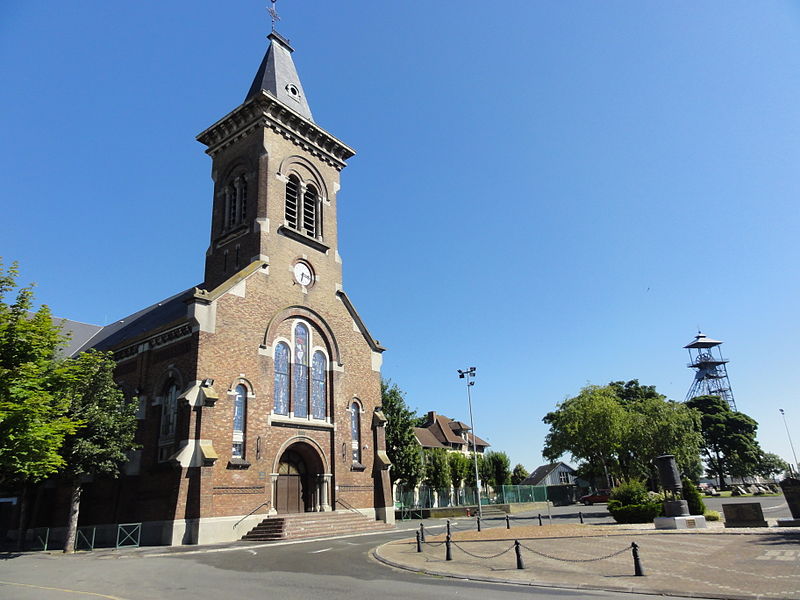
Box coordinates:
[0,496,788,600]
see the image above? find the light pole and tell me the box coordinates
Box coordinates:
[458,367,482,519]
[779,409,798,477]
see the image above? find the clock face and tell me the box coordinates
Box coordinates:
[293,262,313,286]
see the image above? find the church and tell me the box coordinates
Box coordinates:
[42,24,393,545]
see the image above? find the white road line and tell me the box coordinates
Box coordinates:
[310,547,332,554]
[247,549,257,555]
[762,503,788,511]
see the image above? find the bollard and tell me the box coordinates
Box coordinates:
[579,511,584,524]
[415,530,422,552]
[419,522,425,542]
[505,515,510,529]
[514,540,524,570]
[631,542,644,576]
[477,515,482,532]
[538,513,543,526]
[446,519,451,537]
[445,534,452,561]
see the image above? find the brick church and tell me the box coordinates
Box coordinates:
[43,26,393,545]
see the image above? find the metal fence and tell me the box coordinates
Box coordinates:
[397,485,548,509]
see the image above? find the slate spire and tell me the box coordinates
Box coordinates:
[246,31,314,122]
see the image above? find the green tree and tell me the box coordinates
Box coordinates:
[755,451,790,481]
[0,260,79,545]
[686,395,760,488]
[448,451,470,489]
[422,448,451,489]
[465,453,487,488]
[381,380,422,489]
[483,451,511,489]
[59,351,138,553]
[511,463,529,485]
[681,478,706,515]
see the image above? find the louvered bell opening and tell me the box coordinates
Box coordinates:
[285,176,299,229]
[303,185,317,237]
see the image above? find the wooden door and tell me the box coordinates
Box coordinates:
[276,474,303,513]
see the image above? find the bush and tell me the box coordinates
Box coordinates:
[681,479,706,515]
[609,480,650,506]
[704,510,720,521]
[608,500,663,523]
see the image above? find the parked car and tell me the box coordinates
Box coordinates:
[579,489,611,505]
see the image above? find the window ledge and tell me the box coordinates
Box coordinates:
[227,458,251,469]
[277,226,329,254]
[269,413,334,430]
[350,462,366,472]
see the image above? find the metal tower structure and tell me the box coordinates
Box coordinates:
[684,332,736,410]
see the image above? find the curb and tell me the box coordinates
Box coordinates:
[371,541,794,600]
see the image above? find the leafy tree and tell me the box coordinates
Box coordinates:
[465,453,487,488]
[681,478,706,515]
[686,395,760,488]
[755,452,790,481]
[59,351,138,553]
[448,451,470,489]
[422,448,451,489]
[483,451,511,489]
[0,260,79,545]
[511,463,529,485]
[381,380,422,489]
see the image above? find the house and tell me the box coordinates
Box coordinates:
[414,411,489,455]
[522,462,577,486]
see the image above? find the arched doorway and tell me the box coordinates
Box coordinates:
[274,442,329,514]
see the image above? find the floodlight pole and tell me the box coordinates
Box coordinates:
[458,367,482,519]
[779,409,798,476]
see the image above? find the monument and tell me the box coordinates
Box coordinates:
[777,477,800,527]
[653,455,707,530]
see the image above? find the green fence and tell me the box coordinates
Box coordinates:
[396,485,547,508]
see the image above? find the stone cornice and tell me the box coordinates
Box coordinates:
[196,91,356,171]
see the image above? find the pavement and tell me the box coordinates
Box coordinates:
[374,519,800,600]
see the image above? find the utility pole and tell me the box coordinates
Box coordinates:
[779,409,798,476]
[458,367,481,519]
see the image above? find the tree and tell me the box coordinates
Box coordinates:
[511,463,529,485]
[686,395,760,488]
[755,452,790,481]
[483,451,511,489]
[59,350,138,553]
[448,451,470,489]
[0,260,79,546]
[422,448,451,489]
[381,380,422,489]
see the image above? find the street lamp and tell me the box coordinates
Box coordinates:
[457,367,482,519]
[779,409,798,477]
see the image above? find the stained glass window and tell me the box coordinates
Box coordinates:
[311,351,326,419]
[161,381,178,438]
[293,323,309,418]
[274,342,290,415]
[350,402,361,463]
[232,384,246,458]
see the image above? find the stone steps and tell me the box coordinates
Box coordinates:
[242,511,393,541]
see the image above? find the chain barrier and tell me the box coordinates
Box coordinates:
[451,540,516,560]
[519,541,631,563]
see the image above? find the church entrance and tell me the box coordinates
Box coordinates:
[274,443,330,514]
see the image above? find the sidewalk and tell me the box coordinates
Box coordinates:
[374,521,800,600]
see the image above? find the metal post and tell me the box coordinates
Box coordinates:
[779,409,799,476]
[505,515,510,529]
[458,367,482,520]
[514,540,524,570]
[631,542,644,576]
[477,515,481,532]
[445,534,452,561]
[579,511,584,524]
[419,522,425,542]
[538,513,542,526]
[415,531,422,552]
[446,519,451,537]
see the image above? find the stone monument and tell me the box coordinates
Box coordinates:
[653,454,707,530]
[777,477,800,527]
[722,502,768,527]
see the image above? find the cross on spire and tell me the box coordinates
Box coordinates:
[268,0,280,32]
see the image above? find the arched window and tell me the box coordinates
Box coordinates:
[274,342,290,415]
[285,174,300,230]
[232,384,247,459]
[159,380,179,462]
[350,402,361,464]
[311,351,327,420]
[225,174,248,230]
[302,184,318,238]
[293,323,309,418]
[236,176,247,223]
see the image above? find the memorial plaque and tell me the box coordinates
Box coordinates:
[686,519,696,528]
[722,502,768,528]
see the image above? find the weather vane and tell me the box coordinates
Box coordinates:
[268,0,280,32]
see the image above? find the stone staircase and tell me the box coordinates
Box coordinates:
[478,504,508,516]
[241,511,394,542]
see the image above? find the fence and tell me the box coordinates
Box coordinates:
[397,485,547,509]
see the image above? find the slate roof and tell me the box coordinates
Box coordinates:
[53,318,104,358]
[246,31,314,122]
[521,462,575,486]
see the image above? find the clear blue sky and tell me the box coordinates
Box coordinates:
[2,2,799,473]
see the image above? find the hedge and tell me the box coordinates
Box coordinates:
[608,500,663,523]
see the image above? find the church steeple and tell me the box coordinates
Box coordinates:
[245,31,314,122]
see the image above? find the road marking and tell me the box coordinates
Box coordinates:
[247,549,257,555]
[762,503,788,511]
[309,547,332,554]
[755,549,799,561]
[0,580,127,599]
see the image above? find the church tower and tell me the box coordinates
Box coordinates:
[197,31,355,293]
